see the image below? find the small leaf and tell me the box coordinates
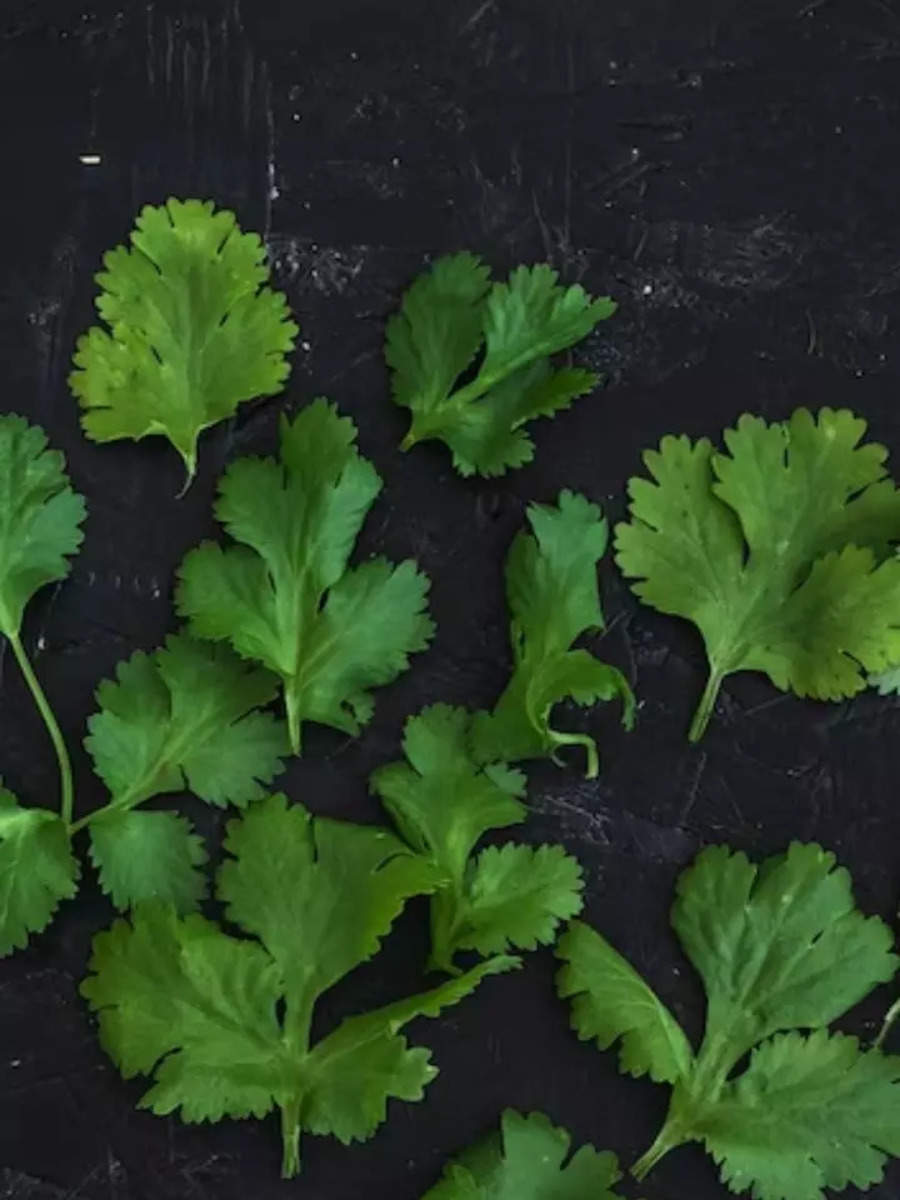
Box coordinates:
[89,810,207,912]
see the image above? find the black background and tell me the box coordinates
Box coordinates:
[3,0,900,1196]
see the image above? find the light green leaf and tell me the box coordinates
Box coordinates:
[556,919,693,1084]
[69,197,298,479]
[216,793,437,1038]
[672,842,898,1062]
[421,1108,624,1200]
[455,843,584,956]
[177,399,434,753]
[700,1031,900,1200]
[388,254,614,476]
[471,492,634,778]
[0,786,79,955]
[89,809,207,912]
[615,407,900,741]
[371,704,527,879]
[80,901,285,1118]
[0,414,85,637]
[85,633,288,809]
[306,956,518,1144]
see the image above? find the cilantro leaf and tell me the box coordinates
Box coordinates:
[69,198,299,481]
[387,254,614,476]
[0,785,79,955]
[555,841,900,1198]
[81,633,287,910]
[870,665,900,695]
[176,399,434,754]
[0,414,86,638]
[421,1108,624,1199]
[703,1030,900,1200]
[85,634,288,810]
[372,705,582,972]
[615,407,900,741]
[82,794,518,1178]
[557,920,693,1084]
[470,492,635,778]
[88,810,207,913]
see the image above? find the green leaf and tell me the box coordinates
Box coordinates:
[216,792,438,1038]
[176,399,434,754]
[455,844,584,956]
[421,1108,624,1200]
[89,810,207,912]
[388,254,615,476]
[80,901,285,1119]
[672,842,898,1062]
[556,920,693,1085]
[557,840,900,1199]
[615,407,900,741]
[69,197,299,480]
[870,664,900,695]
[83,796,510,1179]
[0,786,79,955]
[372,705,580,971]
[85,633,288,809]
[371,705,527,880]
[700,1031,900,1200]
[471,492,635,777]
[305,956,519,1144]
[0,414,85,637]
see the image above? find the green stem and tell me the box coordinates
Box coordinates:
[285,682,302,756]
[9,631,74,827]
[551,730,599,779]
[280,1093,303,1178]
[427,891,464,976]
[877,997,900,1050]
[688,667,725,743]
[399,430,418,452]
[631,1115,687,1181]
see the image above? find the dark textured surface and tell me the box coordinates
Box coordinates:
[2,0,900,1196]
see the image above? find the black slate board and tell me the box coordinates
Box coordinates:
[2,0,900,1197]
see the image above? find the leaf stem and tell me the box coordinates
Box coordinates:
[631,1115,686,1181]
[551,730,599,779]
[688,667,725,743]
[285,683,302,756]
[877,997,900,1050]
[280,1093,303,1178]
[9,631,74,827]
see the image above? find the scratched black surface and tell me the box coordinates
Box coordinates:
[2,0,900,1196]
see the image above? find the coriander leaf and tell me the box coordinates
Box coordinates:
[82,795,516,1178]
[672,842,898,1063]
[371,704,528,879]
[217,792,438,1040]
[372,705,582,972]
[388,254,615,476]
[304,955,518,1146]
[556,919,694,1084]
[455,844,584,956]
[88,810,207,913]
[0,785,79,955]
[471,491,635,778]
[556,841,900,1199]
[0,414,86,833]
[176,399,434,754]
[69,198,298,481]
[615,407,900,741]
[421,1108,624,1200]
[81,901,286,1119]
[0,414,86,637]
[85,633,288,812]
[701,1031,900,1200]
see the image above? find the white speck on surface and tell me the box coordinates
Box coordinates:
[391,155,401,167]
[292,112,301,121]
[642,283,653,295]
[36,636,46,651]
[301,340,311,351]
[350,50,358,60]
[79,153,101,165]
[10,1059,20,1068]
